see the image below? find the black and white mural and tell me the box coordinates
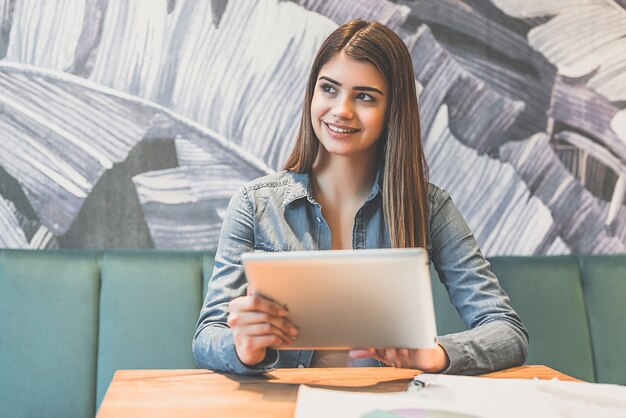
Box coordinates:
[0,0,625,255]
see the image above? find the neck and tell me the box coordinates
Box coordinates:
[311,146,378,204]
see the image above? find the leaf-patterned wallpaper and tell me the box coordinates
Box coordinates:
[0,0,624,255]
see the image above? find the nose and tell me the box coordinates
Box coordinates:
[332,96,354,120]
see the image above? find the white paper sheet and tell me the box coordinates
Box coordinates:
[294,374,626,418]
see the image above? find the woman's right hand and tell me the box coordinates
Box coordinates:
[227,294,298,367]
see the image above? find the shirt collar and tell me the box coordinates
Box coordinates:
[282,171,312,207]
[282,168,383,207]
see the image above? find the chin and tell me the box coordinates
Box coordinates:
[320,143,359,156]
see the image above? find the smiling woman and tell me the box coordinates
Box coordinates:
[311,53,388,159]
[193,19,528,376]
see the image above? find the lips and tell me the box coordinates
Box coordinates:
[323,121,360,134]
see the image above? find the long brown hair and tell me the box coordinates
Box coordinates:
[283,19,429,249]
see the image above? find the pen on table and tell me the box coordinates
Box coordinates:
[406,376,430,392]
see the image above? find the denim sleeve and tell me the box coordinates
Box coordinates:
[428,187,529,375]
[192,186,279,374]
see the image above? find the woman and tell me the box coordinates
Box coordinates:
[192,19,528,375]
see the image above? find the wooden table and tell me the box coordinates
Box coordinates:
[97,365,578,418]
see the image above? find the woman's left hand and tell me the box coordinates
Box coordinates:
[349,345,449,372]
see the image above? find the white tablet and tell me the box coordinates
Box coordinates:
[241,248,437,349]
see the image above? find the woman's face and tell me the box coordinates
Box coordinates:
[311,52,388,158]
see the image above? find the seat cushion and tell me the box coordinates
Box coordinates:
[578,255,626,384]
[490,256,595,381]
[96,251,203,408]
[0,250,101,418]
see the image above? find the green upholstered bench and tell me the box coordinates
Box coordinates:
[0,250,214,418]
[431,255,626,385]
[1,250,624,418]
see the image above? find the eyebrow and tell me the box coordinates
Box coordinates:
[319,76,385,96]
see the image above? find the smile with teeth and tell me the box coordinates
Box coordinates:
[325,122,359,134]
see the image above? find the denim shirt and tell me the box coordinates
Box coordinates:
[193,170,528,375]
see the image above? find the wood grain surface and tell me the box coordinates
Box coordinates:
[97,365,579,418]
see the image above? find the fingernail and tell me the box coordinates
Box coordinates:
[278,310,288,317]
[290,328,298,337]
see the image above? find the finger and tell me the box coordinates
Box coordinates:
[229,295,288,316]
[228,311,297,338]
[397,349,410,367]
[349,349,376,359]
[384,349,403,368]
[235,333,288,353]
[238,321,294,344]
[371,349,391,366]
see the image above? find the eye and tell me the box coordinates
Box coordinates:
[320,83,338,95]
[356,92,375,102]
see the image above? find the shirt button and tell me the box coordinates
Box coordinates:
[298,364,304,368]
[316,217,322,223]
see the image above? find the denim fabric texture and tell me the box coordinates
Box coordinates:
[193,170,528,375]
